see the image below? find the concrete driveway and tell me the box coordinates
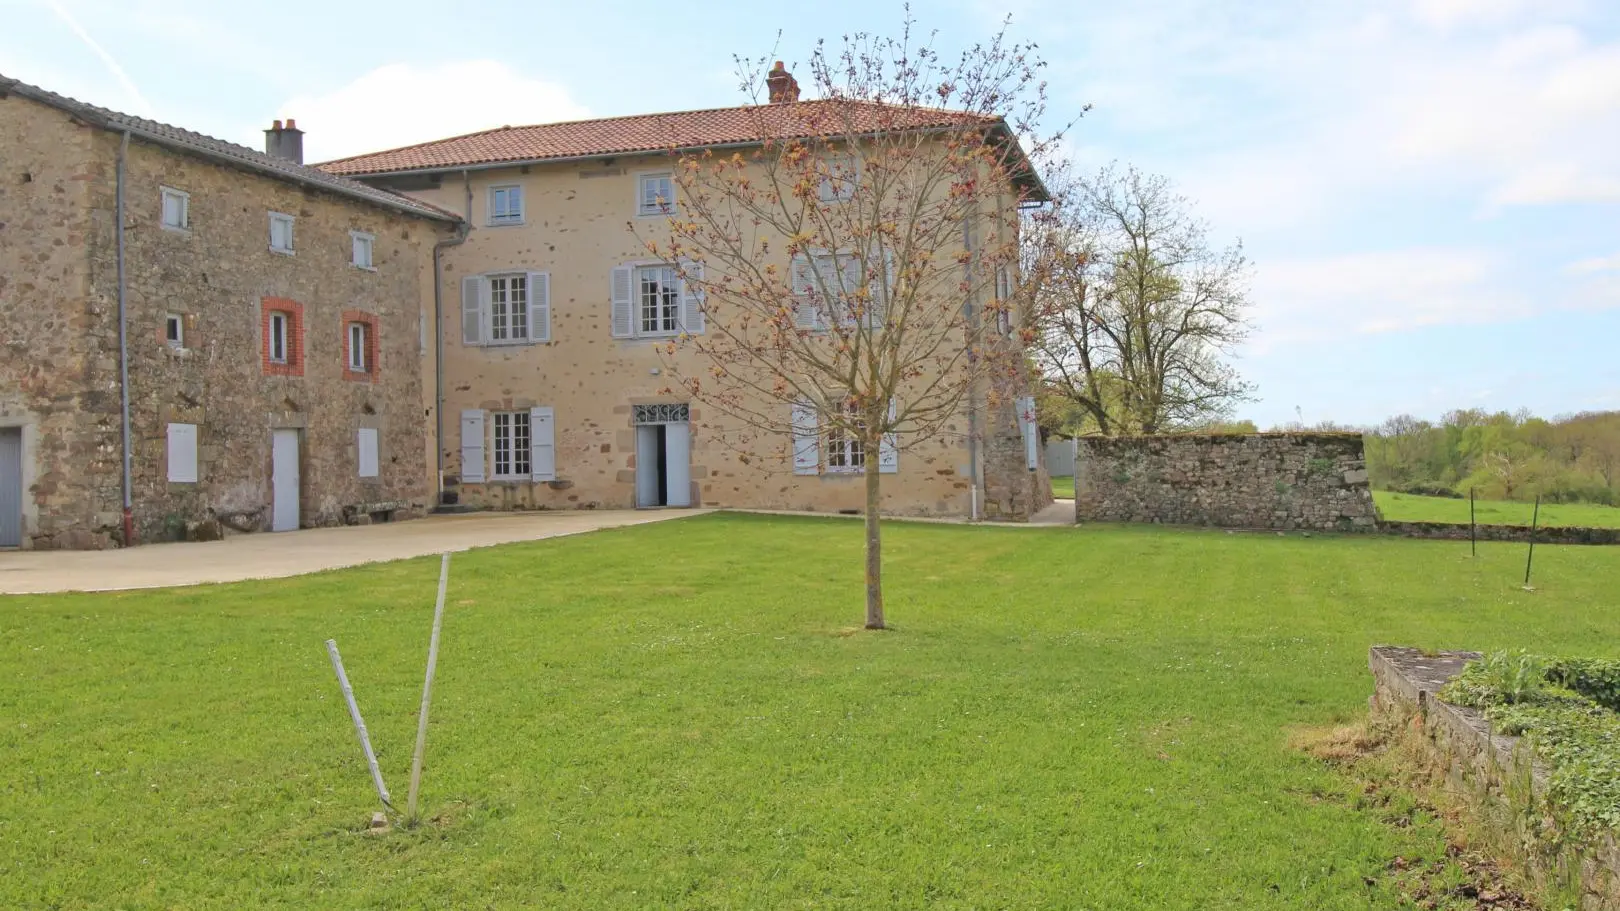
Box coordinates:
[0,509,708,594]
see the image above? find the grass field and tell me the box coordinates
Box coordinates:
[1052,475,1074,498]
[4,515,1618,909]
[1374,490,1620,528]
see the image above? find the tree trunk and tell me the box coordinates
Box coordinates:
[863,460,885,630]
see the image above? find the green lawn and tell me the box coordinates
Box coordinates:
[1374,490,1620,528]
[1052,475,1074,498]
[4,515,1618,909]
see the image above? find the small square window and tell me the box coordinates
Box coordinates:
[269,312,290,363]
[269,212,295,253]
[160,187,189,231]
[347,322,368,372]
[489,185,524,225]
[817,155,857,203]
[351,231,374,269]
[637,173,674,216]
[164,313,184,348]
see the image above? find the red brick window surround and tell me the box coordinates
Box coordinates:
[261,297,305,377]
[342,310,380,383]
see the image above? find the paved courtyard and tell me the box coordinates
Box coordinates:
[0,510,708,594]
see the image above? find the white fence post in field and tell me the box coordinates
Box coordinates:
[325,638,391,813]
[406,552,452,823]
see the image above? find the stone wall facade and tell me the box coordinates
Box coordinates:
[378,154,1048,521]
[1074,432,1378,531]
[1381,521,1620,545]
[0,93,448,548]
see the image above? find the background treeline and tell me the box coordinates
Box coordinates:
[1364,410,1620,504]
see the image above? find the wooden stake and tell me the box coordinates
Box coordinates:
[326,639,391,812]
[1523,495,1541,589]
[406,553,451,823]
[1469,487,1476,558]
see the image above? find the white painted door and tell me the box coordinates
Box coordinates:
[664,422,691,508]
[271,429,300,532]
[635,424,661,508]
[0,428,21,547]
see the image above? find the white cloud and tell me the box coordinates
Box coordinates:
[1567,252,1620,274]
[268,61,591,164]
[1248,248,1533,348]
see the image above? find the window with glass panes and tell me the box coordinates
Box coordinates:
[638,173,674,215]
[636,264,680,335]
[487,274,529,342]
[492,411,531,478]
[825,403,865,470]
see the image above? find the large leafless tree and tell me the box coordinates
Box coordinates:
[1028,165,1254,435]
[636,21,1063,629]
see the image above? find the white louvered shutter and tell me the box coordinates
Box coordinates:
[461,275,484,346]
[167,423,198,483]
[529,406,556,481]
[791,401,819,475]
[357,428,380,478]
[611,266,634,338]
[871,249,896,327]
[460,409,486,483]
[879,399,898,474]
[790,254,818,330]
[679,260,705,334]
[528,271,551,342]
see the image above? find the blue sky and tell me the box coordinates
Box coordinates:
[4,0,1617,428]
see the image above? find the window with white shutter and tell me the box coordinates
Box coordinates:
[611,263,701,338]
[461,273,549,346]
[791,402,819,475]
[357,428,379,478]
[611,266,635,338]
[529,406,555,481]
[491,411,531,479]
[167,423,198,483]
[459,409,486,483]
[879,399,898,474]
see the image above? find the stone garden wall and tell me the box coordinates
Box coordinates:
[1370,647,1620,910]
[1074,432,1378,531]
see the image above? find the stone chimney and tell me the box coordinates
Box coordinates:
[263,118,304,165]
[766,61,800,104]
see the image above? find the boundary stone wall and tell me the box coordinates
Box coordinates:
[1075,432,1378,531]
[1369,646,1620,910]
[1381,521,1620,545]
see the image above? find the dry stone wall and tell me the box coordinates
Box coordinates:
[1075,432,1378,531]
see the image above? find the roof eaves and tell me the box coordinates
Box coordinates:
[1,75,459,223]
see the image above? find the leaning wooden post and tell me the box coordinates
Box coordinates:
[406,553,452,823]
[1469,487,1476,558]
[1523,495,1541,588]
[326,639,392,813]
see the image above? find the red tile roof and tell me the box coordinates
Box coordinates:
[316,99,998,176]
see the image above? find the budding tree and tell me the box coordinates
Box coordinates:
[636,22,1062,629]
[1027,165,1254,435]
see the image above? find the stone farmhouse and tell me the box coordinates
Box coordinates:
[0,76,455,549]
[0,68,1050,549]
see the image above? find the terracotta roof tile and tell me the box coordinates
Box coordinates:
[316,100,996,176]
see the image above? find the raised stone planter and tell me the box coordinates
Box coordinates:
[1369,646,1620,909]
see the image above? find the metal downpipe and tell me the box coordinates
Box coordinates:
[116,130,135,545]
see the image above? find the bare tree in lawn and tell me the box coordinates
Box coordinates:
[636,21,1063,629]
[1028,165,1254,435]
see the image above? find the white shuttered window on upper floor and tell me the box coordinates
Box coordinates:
[461,271,551,346]
[610,262,703,339]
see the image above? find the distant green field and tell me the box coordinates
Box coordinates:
[1051,475,1074,498]
[1374,491,1620,528]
